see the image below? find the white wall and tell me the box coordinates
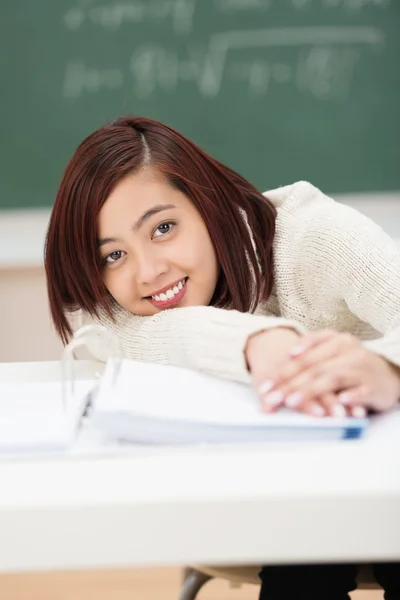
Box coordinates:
[0,192,399,363]
[0,267,63,362]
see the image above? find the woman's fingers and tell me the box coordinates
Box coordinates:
[271,356,358,409]
[301,394,339,418]
[264,331,358,394]
[338,386,370,417]
[289,329,337,357]
[255,329,372,418]
[260,389,285,413]
[276,336,345,386]
[286,391,367,419]
[261,385,368,418]
[286,391,347,418]
[268,361,358,408]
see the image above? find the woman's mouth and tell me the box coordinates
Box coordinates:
[147,277,188,309]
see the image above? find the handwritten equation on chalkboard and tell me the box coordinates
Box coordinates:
[62,0,390,101]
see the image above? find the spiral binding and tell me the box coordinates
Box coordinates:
[61,324,122,411]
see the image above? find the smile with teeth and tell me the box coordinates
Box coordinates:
[151,278,187,302]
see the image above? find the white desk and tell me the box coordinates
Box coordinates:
[0,361,399,574]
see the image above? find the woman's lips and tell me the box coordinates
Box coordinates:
[147,278,188,309]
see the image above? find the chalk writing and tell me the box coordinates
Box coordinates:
[216,0,272,11]
[63,25,382,100]
[64,0,196,34]
[63,0,391,33]
[63,61,124,99]
[61,0,389,102]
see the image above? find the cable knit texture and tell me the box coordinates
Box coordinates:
[73,181,400,383]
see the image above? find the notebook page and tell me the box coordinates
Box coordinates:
[0,380,93,451]
[96,359,360,429]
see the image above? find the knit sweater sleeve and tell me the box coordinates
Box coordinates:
[74,306,306,383]
[287,183,400,368]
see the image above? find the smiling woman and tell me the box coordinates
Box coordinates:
[44,115,400,600]
[45,116,276,344]
[96,168,219,316]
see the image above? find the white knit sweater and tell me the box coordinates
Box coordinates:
[75,181,400,383]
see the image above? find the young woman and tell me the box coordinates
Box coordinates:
[45,115,400,599]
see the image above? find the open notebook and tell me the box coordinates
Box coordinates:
[90,358,368,445]
[0,352,368,453]
[0,380,93,453]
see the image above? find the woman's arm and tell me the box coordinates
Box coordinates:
[73,305,306,384]
[301,191,400,368]
[262,184,400,414]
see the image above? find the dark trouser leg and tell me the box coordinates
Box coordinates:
[258,564,359,600]
[373,563,400,600]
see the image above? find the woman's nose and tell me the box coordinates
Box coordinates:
[135,252,168,285]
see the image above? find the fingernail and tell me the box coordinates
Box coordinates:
[263,391,284,407]
[285,392,303,408]
[311,404,325,417]
[290,345,306,357]
[258,380,275,395]
[352,406,366,418]
[338,393,351,405]
[332,404,347,418]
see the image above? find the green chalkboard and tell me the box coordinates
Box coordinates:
[1,0,399,210]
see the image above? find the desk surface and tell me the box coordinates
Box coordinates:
[0,360,399,574]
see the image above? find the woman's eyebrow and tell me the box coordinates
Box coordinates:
[97,204,177,247]
[132,204,176,231]
[98,236,120,248]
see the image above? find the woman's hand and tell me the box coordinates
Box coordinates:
[245,327,301,408]
[246,327,343,416]
[262,329,400,417]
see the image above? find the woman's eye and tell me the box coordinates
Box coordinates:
[152,221,175,239]
[104,250,125,265]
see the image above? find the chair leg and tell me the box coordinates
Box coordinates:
[179,568,212,600]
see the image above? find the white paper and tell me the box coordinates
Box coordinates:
[0,380,93,451]
[93,359,368,444]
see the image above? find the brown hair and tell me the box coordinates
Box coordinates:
[45,116,277,343]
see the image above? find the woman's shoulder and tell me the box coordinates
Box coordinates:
[264,180,392,247]
[264,181,337,254]
[264,181,346,243]
[266,181,399,285]
[263,180,333,213]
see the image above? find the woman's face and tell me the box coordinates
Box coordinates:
[97,168,219,316]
